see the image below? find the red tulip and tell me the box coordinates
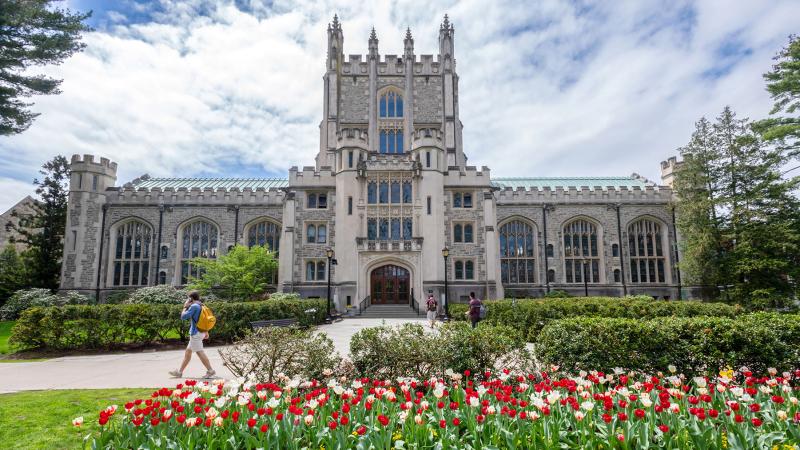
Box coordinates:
[634,409,645,419]
[452,418,460,426]
[247,418,257,428]
[751,418,762,427]
[439,419,446,428]
[329,421,337,430]
[658,424,669,433]
[260,424,268,433]
[378,415,389,427]
[356,425,367,435]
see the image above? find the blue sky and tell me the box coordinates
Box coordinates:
[1,0,798,211]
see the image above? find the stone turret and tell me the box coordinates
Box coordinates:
[60,154,118,294]
[660,156,683,188]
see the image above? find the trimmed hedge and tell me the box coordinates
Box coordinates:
[537,312,800,375]
[449,297,741,340]
[10,299,327,351]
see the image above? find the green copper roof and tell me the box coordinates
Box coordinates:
[491,176,651,190]
[130,177,289,190]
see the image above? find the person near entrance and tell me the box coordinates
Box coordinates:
[425,291,438,328]
[169,291,216,379]
[467,292,482,329]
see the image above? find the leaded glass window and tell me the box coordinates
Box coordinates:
[627,218,666,283]
[563,219,600,283]
[180,220,218,284]
[112,220,152,286]
[365,172,414,241]
[247,220,280,252]
[499,220,536,284]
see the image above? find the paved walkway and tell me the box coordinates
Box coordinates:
[0,317,427,394]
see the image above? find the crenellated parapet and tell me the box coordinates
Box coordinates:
[341,54,443,76]
[70,154,118,178]
[289,166,336,188]
[411,128,443,150]
[363,153,418,172]
[336,128,369,150]
[109,185,285,206]
[444,165,492,187]
[495,184,673,205]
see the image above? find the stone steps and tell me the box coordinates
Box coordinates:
[357,304,423,319]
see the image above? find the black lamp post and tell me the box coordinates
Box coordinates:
[442,246,450,321]
[326,247,337,320]
[582,259,589,297]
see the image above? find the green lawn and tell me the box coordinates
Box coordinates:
[0,388,154,449]
[0,321,13,354]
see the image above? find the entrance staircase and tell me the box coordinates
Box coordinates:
[357,304,422,319]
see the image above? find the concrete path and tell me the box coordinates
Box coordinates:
[0,317,427,394]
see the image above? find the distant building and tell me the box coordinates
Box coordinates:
[1,195,36,253]
[59,16,687,308]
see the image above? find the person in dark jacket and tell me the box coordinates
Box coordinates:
[467,292,482,329]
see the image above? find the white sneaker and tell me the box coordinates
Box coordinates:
[168,370,182,378]
[204,369,217,379]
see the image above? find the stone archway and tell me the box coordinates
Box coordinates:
[370,264,411,304]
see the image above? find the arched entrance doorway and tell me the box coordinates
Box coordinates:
[370,264,410,304]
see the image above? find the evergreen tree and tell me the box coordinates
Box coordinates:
[673,117,723,293]
[8,155,70,289]
[753,35,800,158]
[0,245,27,306]
[0,0,91,135]
[674,107,800,308]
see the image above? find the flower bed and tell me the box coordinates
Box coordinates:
[85,368,800,449]
[448,297,740,341]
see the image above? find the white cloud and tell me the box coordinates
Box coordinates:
[1,0,798,212]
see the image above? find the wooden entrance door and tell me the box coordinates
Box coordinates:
[370,265,410,304]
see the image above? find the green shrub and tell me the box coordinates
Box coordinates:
[104,290,131,304]
[0,289,93,320]
[350,322,527,379]
[219,326,340,382]
[448,297,740,341]
[10,298,327,351]
[537,312,800,375]
[542,289,572,298]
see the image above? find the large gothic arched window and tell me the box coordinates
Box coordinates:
[179,220,219,284]
[628,218,667,283]
[379,91,403,118]
[247,220,281,252]
[499,220,536,284]
[563,218,600,283]
[112,220,152,286]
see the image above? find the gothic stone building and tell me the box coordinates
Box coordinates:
[59,16,685,309]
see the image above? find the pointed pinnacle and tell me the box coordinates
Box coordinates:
[333,13,339,26]
[369,27,377,40]
[443,14,450,28]
[405,27,412,40]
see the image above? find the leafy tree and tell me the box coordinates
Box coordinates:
[7,155,70,289]
[187,245,278,301]
[0,1,91,135]
[753,35,800,158]
[0,245,27,306]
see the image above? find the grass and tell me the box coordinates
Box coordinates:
[0,321,13,354]
[0,388,154,449]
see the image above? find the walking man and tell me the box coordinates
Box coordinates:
[425,291,438,328]
[169,291,216,378]
[468,291,482,329]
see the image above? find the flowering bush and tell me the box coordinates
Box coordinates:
[448,297,740,340]
[219,326,342,382]
[86,367,800,449]
[350,322,527,380]
[0,288,92,320]
[538,313,800,375]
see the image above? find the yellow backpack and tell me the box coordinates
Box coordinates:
[196,305,216,332]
